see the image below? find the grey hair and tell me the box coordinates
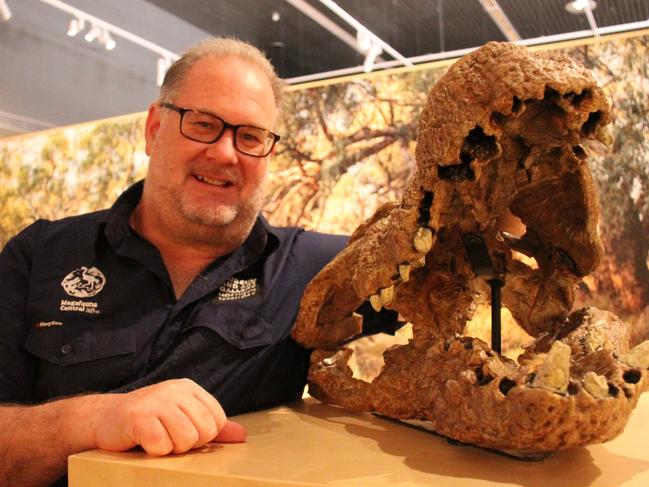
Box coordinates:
[160,37,285,119]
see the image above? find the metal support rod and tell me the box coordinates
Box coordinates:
[583,4,600,37]
[489,278,504,354]
[462,233,504,354]
[477,0,521,41]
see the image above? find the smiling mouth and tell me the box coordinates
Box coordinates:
[194,174,234,188]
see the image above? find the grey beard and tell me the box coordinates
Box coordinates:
[177,180,266,247]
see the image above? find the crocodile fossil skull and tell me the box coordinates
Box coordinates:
[292,42,649,457]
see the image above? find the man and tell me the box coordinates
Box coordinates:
[0,38,396,486]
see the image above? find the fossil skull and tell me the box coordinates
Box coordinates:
[292,42,649,457]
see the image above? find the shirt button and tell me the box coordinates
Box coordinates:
[60,344,72,355]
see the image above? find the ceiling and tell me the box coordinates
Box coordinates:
[1,0,648,139]
[145,0,649,82]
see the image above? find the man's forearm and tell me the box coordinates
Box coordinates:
[0,397,92,487]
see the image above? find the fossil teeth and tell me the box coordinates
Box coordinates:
[583,371,609,399]
[380,285,395,306]
[411,255,426,268]
[531,341,571,394]
[369,293,382,312]
[322,350,348,366]
[414,227,433,253]
[399,264,411,282]
[619,340,649,369]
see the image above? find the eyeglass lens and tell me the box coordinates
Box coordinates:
[181,110,274,156]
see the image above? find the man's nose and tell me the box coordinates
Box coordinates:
[204,128,238,162]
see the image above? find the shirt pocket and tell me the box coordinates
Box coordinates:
[186,303,276,350]
[22,327,136,398]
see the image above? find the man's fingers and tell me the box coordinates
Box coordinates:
[213,420,247,443]
[156,405,203,454]
[135,417,175,456]
[191,386,228,433]
[177,401,218,447]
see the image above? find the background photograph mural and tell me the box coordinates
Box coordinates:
[1,32,647,368]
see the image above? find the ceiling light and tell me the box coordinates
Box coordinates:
[84,22,100,43]
[320,0,411,67]
[66,17,85,37]
[356,28,372,53]
[271,11,280,22]
[565,0,597,15]
[357,27,383,72]
[40,0,179,86]
[0,0,11,21]
[103,29,116,50]
[363,43,382,73]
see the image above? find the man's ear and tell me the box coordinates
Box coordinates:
[144,103,161,156]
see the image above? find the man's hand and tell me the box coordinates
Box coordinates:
[86,378,246,455]
[1,379,245,487]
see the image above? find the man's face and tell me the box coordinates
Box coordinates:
[143,56,277,239]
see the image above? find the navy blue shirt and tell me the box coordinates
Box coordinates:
[0,181,395,416]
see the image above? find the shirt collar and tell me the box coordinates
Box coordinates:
[103,180,144,248]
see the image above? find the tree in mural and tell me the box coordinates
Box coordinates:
[0,145,33,247]
[265,68,443,234]
[77,117,146,211]
[567,37,649,326]
[0,116,145,247]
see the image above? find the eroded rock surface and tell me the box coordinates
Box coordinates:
[292,42,649,456]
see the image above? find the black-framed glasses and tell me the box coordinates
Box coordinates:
[161,102,280,157]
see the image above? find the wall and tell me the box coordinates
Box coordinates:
[0,0,211,136]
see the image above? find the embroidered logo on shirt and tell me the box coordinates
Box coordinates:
[61,266,106,298]
[59,299,100,314]
[59,266,105,314]
[35,320,63,328]
[216,277,257,301]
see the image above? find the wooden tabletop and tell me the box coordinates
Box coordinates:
[69,394,649,486]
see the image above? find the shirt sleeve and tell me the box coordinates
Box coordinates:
[0,221,44,403]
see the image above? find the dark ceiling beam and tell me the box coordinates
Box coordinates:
[283,0,363,54]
